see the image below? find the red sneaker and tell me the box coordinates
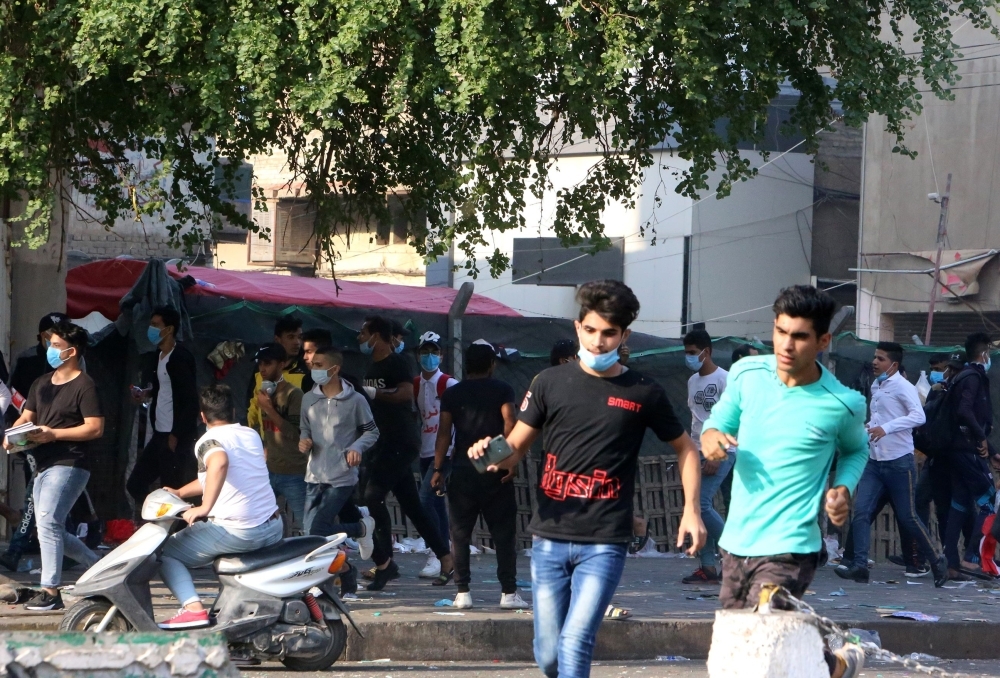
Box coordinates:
[980,515,999,577]
[158,608,210,630]
[682,568,721,584]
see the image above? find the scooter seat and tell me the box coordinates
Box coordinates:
[214,536,329,575]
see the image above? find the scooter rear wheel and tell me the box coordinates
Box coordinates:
[279,618,347,671]
[60,598,134,632]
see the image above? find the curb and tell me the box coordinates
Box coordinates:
[6,617,999,661]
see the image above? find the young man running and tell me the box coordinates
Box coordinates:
[701,285,870,678]
[470,280,705,678]
[681,329,731,585]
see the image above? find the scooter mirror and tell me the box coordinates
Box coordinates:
[141,489,193,521]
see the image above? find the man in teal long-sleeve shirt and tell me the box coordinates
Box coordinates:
[701,285,869,678]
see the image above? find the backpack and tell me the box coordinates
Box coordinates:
[912,369,982,458]
[413,374,451,406]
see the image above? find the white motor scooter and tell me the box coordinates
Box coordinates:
[60,490,361,671]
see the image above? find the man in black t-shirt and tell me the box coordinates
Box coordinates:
[357,316,453,591]
[431,342,527,610]
[469,281,705,678]
[4,321,102,612]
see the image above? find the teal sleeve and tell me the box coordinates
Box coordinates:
[832,404,870,495]
[703,369,743,435]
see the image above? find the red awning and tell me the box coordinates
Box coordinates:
[66,259,520,320]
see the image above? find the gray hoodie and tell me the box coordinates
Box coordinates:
[300,378,379,487]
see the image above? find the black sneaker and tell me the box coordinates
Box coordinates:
[905,563,930,578]
[887,554,906,567]
[931,555,949,588]
[834,564,869,584]
[367,560,399,591]
[24,589,63,611]
[339,563,359,597]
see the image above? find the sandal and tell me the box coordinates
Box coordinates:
[432,569,455,586]
[604,605,631,620]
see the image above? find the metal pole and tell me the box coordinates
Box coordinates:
[447,282,474,379]
[925,173,952,345]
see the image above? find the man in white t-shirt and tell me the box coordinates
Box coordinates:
[681,329,732,585]
[414,332,458,579]
[157,384,282,629]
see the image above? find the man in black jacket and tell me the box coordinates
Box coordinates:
[943,333,996,579]
[126,306,199,507]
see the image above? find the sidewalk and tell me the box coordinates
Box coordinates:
[2,551,999,661]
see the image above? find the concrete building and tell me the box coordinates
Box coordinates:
[859,20,1000,345]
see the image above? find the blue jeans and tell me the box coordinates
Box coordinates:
[419,457,450,546]
[270,473,307,528]
[699,453,735,569]
[531,537,627,678]
[304,483,363,538]
[34,465,100,588]
[160,516,283,606]
[850,454,940,569]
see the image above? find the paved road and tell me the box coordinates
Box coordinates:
[242,658,1000,677]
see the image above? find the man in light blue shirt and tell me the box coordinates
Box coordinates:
[701,285,869,678]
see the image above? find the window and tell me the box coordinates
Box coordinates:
[213,162,253,235]
[274,199,317,266]
[511,237,624,286]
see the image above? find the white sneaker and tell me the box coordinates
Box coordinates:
[454,592,473,609]
[500,592,531,610]
[419,554,441,578]
[357,516,376,561]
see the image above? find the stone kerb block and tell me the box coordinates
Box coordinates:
[707,610,828,678]
[0,631,239,677]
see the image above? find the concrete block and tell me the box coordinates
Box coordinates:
[0,631,239,677]
[707,610,828,678]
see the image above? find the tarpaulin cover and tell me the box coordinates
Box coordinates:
[66,258,520,320]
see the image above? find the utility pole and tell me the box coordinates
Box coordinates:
[925,173,952,346]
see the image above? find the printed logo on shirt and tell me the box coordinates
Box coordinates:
[365,378,387,389]
[607,396,642,413]
[196,439,224,472]
[693,383,720,411]
[520,391,532,412]
[540,453,621,501]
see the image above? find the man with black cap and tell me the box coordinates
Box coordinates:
[249,343,305,531]
[414,331,457,579]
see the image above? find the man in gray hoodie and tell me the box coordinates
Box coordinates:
[299,347,379,562]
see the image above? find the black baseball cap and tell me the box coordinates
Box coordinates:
[254,343,287,363]
[38,312,69,334]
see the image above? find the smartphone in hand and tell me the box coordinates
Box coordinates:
[471,435,514,474]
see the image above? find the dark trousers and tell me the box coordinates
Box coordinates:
[126,432,197,506]
[364,455,449,566]
[448,467,518,593]
[849,456,940,568]
[944,448,996,569]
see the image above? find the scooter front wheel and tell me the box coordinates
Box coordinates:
[60,598,134,632]
[279,618,347,671]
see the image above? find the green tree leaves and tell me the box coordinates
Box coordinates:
[1,0,995,274]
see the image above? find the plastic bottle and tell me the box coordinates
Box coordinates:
[916,370,931,404]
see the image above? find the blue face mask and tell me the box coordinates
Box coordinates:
[147,326,162,345]
[929,370,946,385]
[311,367,333,387]
[986,357,992,372]
[359,338,375,355]
[395,341,405,354]
[578,347,620,372]
[46,345,68,369]
[420,354,442,372]
[685,350,705,371]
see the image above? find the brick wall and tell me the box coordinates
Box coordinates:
[67,233,187,259]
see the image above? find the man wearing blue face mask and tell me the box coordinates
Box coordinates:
[126,306,199,509]
[413,332,457,579]
[468,280,705,678]
[837,342,946,586]
[681,329,732,585]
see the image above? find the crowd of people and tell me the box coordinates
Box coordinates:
[0,280,993,678]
